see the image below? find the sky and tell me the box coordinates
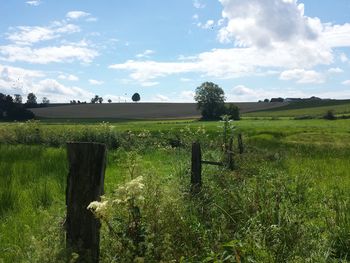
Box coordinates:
[0,0,350,103]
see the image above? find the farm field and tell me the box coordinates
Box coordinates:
[1,118,350,262]
[29,102,287,120]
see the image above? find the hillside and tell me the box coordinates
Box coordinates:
[245,100,350,117]
[30,102,287,120]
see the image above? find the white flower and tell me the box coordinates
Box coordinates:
[87,200,109,219]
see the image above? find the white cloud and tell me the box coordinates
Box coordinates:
[66,11,90,20]
[217,0,320,47]
[140,81,159,87]
[340,53,349,63]
[201,20,214,29]
[8,26,57,45]
[58,74,79,81]
[180,90,195,101]
[323,23,350,47]
[180,78,192,82]
[0,44,98,64]
[110,44,332,82]
[229,85,276,102]
[26,0,41,6]
[86,17,98,22]
[0,65,92,102]
[193,0,205,9]
[216,0,350,64]
[328,67,343,74]
[342,80,350,86]
[32,79,94,102]
[280,69,325,84]
[192,14,199,20]
[0,64,45,94]
[89,79,104,85]
[154,94,170,102]
[233,85,257,96]
[136,49,155,58]
[6,23,80,46]
[109,1,350,87]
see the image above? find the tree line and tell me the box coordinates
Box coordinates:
[0,93,39,121]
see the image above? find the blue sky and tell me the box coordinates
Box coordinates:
[0,0,350,102]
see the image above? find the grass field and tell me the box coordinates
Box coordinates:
[1,118,350,262]
[245,100,350,118]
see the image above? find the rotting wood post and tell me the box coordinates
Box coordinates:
[191,141,202,193]
[238,133,244,154]
[66,142,107,263]
[227,137,234,170]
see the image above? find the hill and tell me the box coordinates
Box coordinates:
[29,102,287,120]
[245,100,350,117]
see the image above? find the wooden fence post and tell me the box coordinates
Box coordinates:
[191,142,202,193]
[238,133,244,154]
[66,142,107,263]
[227,137,234,170]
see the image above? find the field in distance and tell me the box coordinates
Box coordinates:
[29,102,286,120]
[245,99,350,118]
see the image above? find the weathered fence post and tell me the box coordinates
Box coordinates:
[238,133,244,154]
[227,137,234,170]
[66,142,107,263]
[191,141,202,193]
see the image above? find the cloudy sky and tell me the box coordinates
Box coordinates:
[1,0,350,102]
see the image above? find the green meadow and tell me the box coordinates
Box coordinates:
[0,118,350,262]
[245,100,350,118]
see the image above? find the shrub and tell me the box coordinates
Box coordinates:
[225,103,240,120]
[323,110,336,120]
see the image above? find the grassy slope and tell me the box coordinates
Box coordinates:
[245,100,350,117]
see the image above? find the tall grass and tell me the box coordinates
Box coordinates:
[0,119,349,262]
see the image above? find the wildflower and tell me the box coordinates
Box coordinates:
[87,200,109,220]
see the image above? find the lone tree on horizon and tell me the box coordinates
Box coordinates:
[132,93,141,102]
[195,82,226,120]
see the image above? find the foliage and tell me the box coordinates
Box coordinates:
[132,93,141,102]
[0,92,35,121]
[42,97,50,105]
[91,95,103,104]
[1,119,350,262]
[26,92,37,107]
[195,82,226,120]
[225,103,240,120]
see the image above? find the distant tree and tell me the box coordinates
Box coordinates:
[225,103,240,120]
[26,92,37,107]
[108,99,112,103]
[14,94,22,104]
[264,98,270,103]
[77,100,81,104]
[132,93,141,102]
[195,82,226,120]
[90,95,103,103]
[270,97,284,103]
[91,95,97,103]
[42,97,50,105]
